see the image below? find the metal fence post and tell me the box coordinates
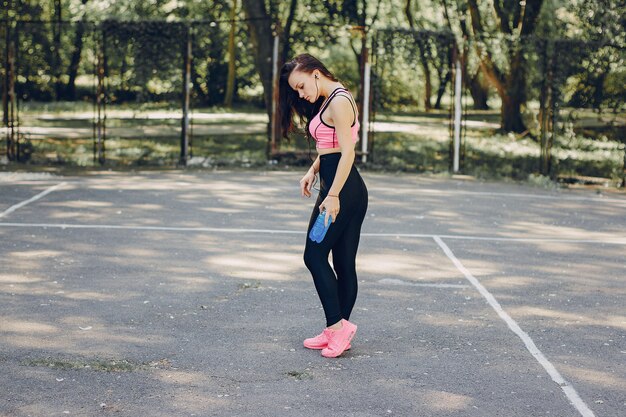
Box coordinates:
[269,33,279,156]
[180,23,192,166]
[539,38,554,176]
[2,18,9,127]
[95,26,106,165]
[4,18,16,161]
[361,61,371,163]
[452,56,462,173]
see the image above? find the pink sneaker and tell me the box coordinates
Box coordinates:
[321,319,357,358]
[304,328,351,350]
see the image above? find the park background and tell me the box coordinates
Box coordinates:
[2,2,626,416]
[1,0,624,188]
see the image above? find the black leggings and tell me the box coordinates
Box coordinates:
[304,153,368,327]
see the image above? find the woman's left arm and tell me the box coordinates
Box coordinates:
[318,97,357,224]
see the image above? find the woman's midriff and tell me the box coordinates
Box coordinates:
[317,147,343,155]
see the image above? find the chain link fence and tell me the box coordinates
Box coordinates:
[370,29,625,186]
[2,20,624,186]
[1,18,269,167]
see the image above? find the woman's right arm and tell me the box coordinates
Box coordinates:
[300,155,320,198]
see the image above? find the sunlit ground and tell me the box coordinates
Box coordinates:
[0,171,624,416]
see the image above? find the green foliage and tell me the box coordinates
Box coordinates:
[102,20,185,103]
[555,0,625,110]
[603,71,626,111]
[372,28,454,110]
[4,0,623,112]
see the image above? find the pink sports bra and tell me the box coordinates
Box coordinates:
[309,87,360,149]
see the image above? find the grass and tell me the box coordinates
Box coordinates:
[367,108,625,186]
[370,131,624,186]
[6,134,270,168]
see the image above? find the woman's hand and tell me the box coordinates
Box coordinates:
[300,171,316,198]
[319,195,340,225]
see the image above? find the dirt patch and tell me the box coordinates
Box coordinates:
[20,357,172,372]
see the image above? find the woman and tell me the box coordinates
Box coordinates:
[279,54,368,358]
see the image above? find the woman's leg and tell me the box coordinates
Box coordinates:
[331,196,367,321]
[303,168,367,327]
[303,201,353,327]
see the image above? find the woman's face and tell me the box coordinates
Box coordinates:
[288,69,319,103]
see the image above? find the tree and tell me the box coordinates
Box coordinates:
[240,0,276,119]
[240,0,302,145]
[440,0,489,110]
[466,0,545,132]
[52,0,63,99]
[323,0,384,107]
[404,0,434,110]
[2,0,14,125]
[224,0,238,108]
[66,0,89,100]
[567,0,625,111]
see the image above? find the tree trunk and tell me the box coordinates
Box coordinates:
[468,69,489,110]
[501,48,527,132]
[419,45,432,111]
[434,69,450,109]
[501,94,526,132]
[358,30,367,109]
[405,2,431,111]
[279,0,298,64]
[3,17,10,126]
[240,0,273,119]
[224,0,237,108]
[52,0,63,100]
[240,0,278,150]
[66,20,85,100]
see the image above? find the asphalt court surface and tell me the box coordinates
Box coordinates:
[0,170,625,417]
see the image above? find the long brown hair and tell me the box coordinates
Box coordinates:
[278,54,339,140]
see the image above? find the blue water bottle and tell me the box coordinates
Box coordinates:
[309,210,333,243]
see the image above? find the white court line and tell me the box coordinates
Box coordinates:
[0,182,67,219]
[0,222,625,245]
[433,236,596,417]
